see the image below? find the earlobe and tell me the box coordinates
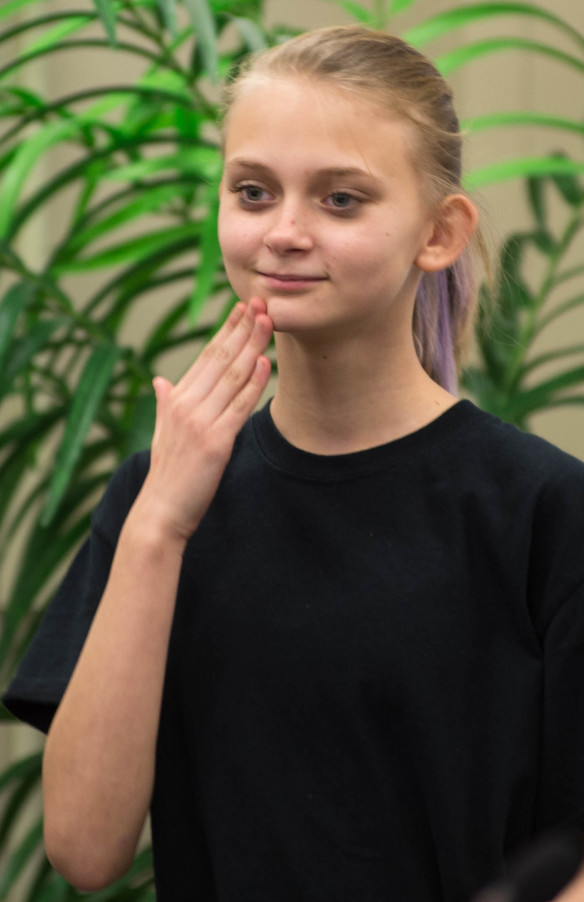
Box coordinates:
[415,194,479,273]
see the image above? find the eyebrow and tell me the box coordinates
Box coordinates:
[225,159,378,181]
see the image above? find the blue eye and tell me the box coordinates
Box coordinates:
[242,185,265,201]
[231,184,271,205]
[331,193,353,207]
[326,192,361,212]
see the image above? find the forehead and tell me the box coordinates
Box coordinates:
[223,77,417,180]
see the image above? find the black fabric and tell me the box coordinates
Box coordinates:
[4,399,584,902]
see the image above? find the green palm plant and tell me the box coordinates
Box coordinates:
[462,166,584,426]
[0,0,583,899]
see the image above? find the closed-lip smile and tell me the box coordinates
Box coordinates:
[257,271,327,281]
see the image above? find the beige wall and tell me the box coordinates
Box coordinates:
[1,0,583,896]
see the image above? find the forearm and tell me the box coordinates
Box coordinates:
[42,298,272,891]
[42,499,186,891]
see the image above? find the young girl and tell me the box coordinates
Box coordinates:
[4,25,584,902]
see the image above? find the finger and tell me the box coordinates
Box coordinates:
[198,312,273,420]
[248,296,267,315]
[219,354,272,433]
[175,301,247,392]
[181,301,269,402]
[152,376,174,446]
[178,301,255,395]
[197,297,269,376]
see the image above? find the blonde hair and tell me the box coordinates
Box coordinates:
[222,26,489,392]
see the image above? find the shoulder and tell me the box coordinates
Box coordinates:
[461,403,584,593]
[455,401,584,495]
[448,404,584,629]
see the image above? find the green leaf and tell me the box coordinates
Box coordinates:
[0,445,33,539]
[436,38,584,78]
[335,0,375,25]
[77,85,195,127]
[526,177,547,230]
[232,16,268,51]
[122,393,156,456]
[0,282,36,383]
[188,194,222,323]
[41,344,122,525]
[0,407,64,452]
[143,288,191,355]
[536,293,584,335]
[183,0,219,83]
[5,134,210,242]
[0,86,45,113]
[92,0,117,46]
[84,233,200,319]
[60,183,192,260]
[461,112,584,137]
[1,510,91,669]
[0,816,44,897]
[549,156,584,206]
[465,156,584,191]
[24,857,67,902]
[157,0,178,37]
[0,37,169,86]
[175,104,204,140]
[2,466,107,565]
[0,767,42,852]
[523,344,584,376]
[0,706,17,722]
[1,318,69,396]
[0,752,42,795]
[540,396,584,412]
[556,265,584,288]
[391,0,416,11]
[102,147,222,183]
[0,119,80,238]
[54,222,201,272]
[530,228,556,254]
[24,15,91,55]
[507,366,584,421]
[403,3,584,52]
[0,0,42,20]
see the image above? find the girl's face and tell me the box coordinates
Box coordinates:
[219,77,438,342]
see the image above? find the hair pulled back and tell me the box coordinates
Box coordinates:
[222,26,487,392]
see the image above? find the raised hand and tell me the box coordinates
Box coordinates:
[42,302,273,891]
[139,297,273,544]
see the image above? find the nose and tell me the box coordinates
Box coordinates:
[264,200,314,255]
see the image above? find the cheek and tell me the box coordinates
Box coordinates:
[218,217,254,297]
[218,214,256,267]
[217,208,236,260]
[328,231,391,278]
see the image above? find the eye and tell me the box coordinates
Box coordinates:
[230,183,273,207]
[324,192,362,213]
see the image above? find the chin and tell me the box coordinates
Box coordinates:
[264,301,320,336]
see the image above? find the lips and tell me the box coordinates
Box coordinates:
[258,271,326,282]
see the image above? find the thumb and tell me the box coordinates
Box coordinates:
[152,375,173,404]
[152,376,174,444]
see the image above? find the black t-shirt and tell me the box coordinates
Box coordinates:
[4,399,584,901]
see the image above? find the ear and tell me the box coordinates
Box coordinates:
[415,194,479,273]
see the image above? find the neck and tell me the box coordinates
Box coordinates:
[270,330,458,455]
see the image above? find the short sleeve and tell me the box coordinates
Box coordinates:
[536,577,584,833]
[528,452,584,832]
[1,450,150,734]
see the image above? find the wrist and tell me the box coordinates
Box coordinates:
[122,493,192,558]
